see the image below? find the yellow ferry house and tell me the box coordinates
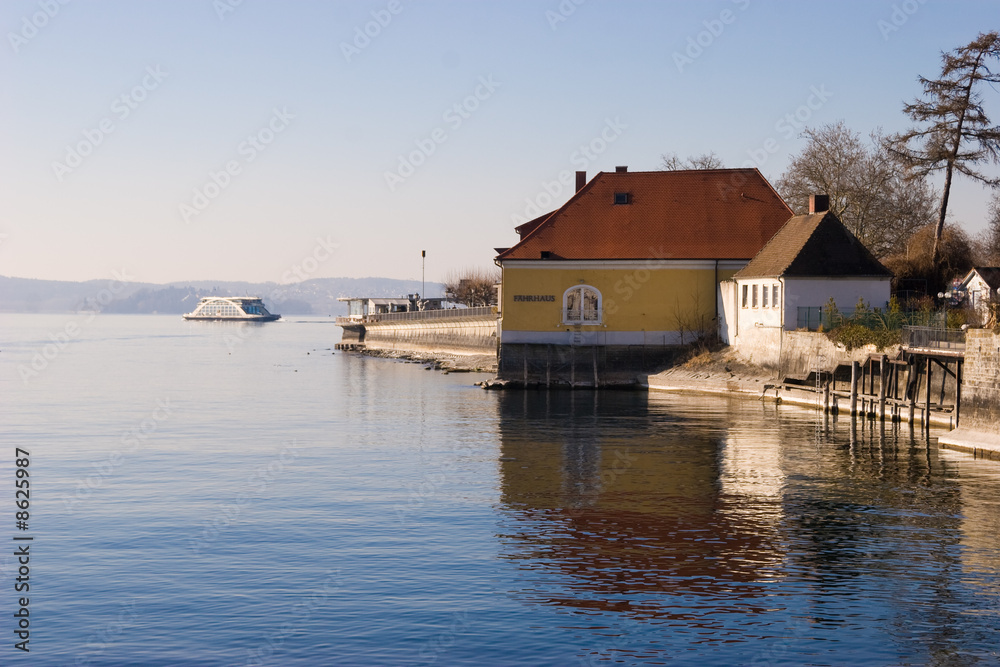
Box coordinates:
[494,167,793,381]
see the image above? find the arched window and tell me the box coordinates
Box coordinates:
[563,285,602,324]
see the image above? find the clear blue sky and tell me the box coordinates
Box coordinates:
[1,0,997,285]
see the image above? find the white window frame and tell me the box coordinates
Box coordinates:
[562,285,602,325]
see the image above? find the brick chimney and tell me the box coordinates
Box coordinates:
[809,194,830,214]
[615,166,628,173]
[575,171,586,192]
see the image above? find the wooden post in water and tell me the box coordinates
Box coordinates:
[906,355,915,424]
[592,346,598,387]
[850,361,859,415]
[956,359,962,427]
[878,354,887,421]
[925,357,932,429]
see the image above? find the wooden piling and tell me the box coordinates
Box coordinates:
[878,354,887,421]
[956,359,962,427]
[850,361,859,415]
[925,357,932,429]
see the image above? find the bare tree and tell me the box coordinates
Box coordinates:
[882,223,975,295]
[660,151,725,170]
[975,191,1000,264]
[777,121,936,258]
[443,267,500,307]
[885,31,1000,268]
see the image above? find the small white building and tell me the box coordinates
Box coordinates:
[958,267,1000,323]
[721,196,893,367]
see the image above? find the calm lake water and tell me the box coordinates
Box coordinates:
[2,314,999,666]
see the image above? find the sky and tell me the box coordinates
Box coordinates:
[1,0,998,286]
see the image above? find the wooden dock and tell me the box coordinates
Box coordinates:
[775,326,965,429]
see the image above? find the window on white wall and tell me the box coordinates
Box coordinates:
[772,285,779,308]
[752,284,758,308]
[741,285,748,308]
[563,285,602,324]
[762,285,769,308]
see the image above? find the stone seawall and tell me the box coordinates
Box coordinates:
[938,329,1000,459]
[778,331,899,378]
[498,343,683,386]
[348,314,497,356]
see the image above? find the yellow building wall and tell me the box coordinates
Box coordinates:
[501,266,738,333]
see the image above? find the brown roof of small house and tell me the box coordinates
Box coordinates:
[733,211,893,279]
[497,169,793,261]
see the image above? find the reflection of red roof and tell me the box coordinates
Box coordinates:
[497,169,792,261]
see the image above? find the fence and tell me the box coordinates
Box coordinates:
[337,306,496,325]
[796,306,942,332]
[902,325,966,352]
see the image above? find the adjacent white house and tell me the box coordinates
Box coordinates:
[958,267,1000,322]
[721,196,893,367]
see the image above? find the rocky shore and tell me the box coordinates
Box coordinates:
[350,347,497,373]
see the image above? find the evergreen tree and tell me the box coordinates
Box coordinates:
[886,31,1000,268]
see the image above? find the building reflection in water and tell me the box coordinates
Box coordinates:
[495,389,1000,660]
[496,390,787,617]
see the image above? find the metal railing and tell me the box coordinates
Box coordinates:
[357,305,497,323]
[902,325,966,351]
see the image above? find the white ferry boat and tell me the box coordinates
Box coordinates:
[182,296,281,322]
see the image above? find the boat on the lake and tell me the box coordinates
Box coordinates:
[182,296,280,322]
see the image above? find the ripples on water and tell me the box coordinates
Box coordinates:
[1,315,999,666]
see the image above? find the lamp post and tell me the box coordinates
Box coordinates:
[938,290,951,328]
[421,250,426,301]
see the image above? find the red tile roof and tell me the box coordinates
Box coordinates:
[497,169,793,261]
[513,211,554,239]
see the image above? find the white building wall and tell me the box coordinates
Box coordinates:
[718,280,737,344]
[964,274,992,322]
[782,277,891,330]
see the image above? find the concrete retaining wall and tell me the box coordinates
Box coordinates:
[777,331,898,379]
[359,315,497,355]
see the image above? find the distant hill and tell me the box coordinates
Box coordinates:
[0,276,444,315]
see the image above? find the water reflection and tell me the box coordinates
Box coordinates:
[496,390,1000,663]
[497,391,785,615]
